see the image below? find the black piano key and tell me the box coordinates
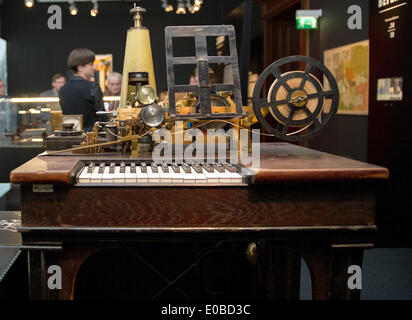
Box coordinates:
[181,163,191,174]
[223,163,238,173]
[98,162,105,174]
[201,163,214,173]
[161,163,169,173]
[151,163,158,173]
[87,162,95,174]
[109,162,116,173]
[213,163,225,173]
[191,163,203,174]
[141,162,147,173]
[130,162,136,173]
[120,162,126,173]
[171,163,180,173]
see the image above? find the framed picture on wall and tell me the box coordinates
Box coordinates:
[95,54,113,94]
[323,40,369,115]
[377,77,403,101]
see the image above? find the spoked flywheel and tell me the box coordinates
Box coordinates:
[252,55,339,142]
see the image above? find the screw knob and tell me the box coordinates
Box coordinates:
[130,6,146,28]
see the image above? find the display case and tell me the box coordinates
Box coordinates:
[0,97,61,148]
[0,96,120,148]
[0,96,119,182]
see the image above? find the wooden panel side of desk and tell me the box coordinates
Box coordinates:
[19,185,375,228]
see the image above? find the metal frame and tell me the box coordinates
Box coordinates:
[165,25,244,120]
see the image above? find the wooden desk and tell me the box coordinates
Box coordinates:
[10,143,388,300]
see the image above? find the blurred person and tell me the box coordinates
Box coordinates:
[104,72,122,111]
[59,48,105,132]
[170,66,216,102]
[0,80,6,99]
[40,73,66,97]
[40,73,66,111]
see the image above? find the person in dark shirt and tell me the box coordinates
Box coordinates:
[59,48,104,132]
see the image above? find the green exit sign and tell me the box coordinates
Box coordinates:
[296,17,318,29]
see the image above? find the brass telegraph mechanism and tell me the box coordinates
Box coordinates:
[120,5,157,108]
[46,5,339,156]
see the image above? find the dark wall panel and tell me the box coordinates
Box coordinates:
[368,0,412,246]
[308,0,369,161]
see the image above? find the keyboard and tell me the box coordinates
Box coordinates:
[76,160,254,186]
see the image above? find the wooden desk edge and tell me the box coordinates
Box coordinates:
[253,168,389,183]
[9,144,390,185]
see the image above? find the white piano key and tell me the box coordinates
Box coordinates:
[183,166,196,184]
[78,166,92,183]
[136,166,149,184]
[125,166,137,183]
[147,166,160,183]
[102,166,114,184]
[90,167,103,183]
[158,165,172,183]
[201,168,219,184]
[113,166,125,183]
[225,169,243,184]
[170,168,184,184]
[190,166,207,183]
[214,168,231,184]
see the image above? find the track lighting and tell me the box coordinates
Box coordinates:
[68,1,78,16]
[90,0,99,17]
[176,0,186,14]
[25,0,34,8]
[161,0,174,12]
[160,0,203,14]
[185,0,195,14]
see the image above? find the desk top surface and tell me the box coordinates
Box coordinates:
[9,143,389,185]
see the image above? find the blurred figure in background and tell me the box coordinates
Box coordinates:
[104,72,121,111]
[59,48,105,132]
[40,73,66,97]
[0,80,6,99]
[40,73,66,111]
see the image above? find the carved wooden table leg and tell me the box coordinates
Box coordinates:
[58,243,115,300]
[27,243,116,300]
[27,249,61,300]
[329,247,364,300]
[300,245,364,300]
[257,241,301,300]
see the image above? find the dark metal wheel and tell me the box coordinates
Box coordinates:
[252,55,339,142]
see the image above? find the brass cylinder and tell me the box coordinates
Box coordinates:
[120,7,157,108]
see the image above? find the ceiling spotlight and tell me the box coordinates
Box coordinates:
[90,0,99,17]
[69,1,78,15]
[161,0,173,12]
[25,0,34,8]
[185,0,195,13]
[194,0,203,5]
[176,0,186,14]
